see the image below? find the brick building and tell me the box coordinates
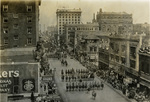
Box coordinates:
[64,22,99,46]
[108,34,145,81]
[94,8,133,35]
[133,23,150,35]
[0,0,41,49]
[138,36,150,96]
[98,34,109,70]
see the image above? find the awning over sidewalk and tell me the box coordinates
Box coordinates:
[140,81,150,89]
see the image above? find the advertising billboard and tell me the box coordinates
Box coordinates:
[0,62,39,94]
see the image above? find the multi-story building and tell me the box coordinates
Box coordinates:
[56,8,82,45]
[133,23,150,35]
[98,34,109,70]
[94,8,133,35]
[64,22,99,46]
[139,36,150,95]
[0,0,41,49]
[108,34,145,81]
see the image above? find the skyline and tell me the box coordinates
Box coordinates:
[39,0,150,32]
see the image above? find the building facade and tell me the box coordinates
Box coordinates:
[108,34,145,81]
[98,34,109,70]
[64,22,99,46]
[138,36,150,96]
[56,8,82,45]
[0,0,41,49]
[133,23,150,35]
[94,8,133,35]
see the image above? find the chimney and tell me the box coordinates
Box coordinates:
[93,13,95,20]
[100,8,102,13]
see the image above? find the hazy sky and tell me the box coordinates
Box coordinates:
[39,0,150,31]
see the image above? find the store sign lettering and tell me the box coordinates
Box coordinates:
[0,70,19,93]
[0,79,12,93]
[0,70,19,78]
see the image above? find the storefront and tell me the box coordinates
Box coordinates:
[139,77,150,97]
[0,62,40,97]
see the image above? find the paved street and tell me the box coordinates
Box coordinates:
[49,56,130,102]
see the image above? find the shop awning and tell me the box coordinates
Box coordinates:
[140,81,150,89]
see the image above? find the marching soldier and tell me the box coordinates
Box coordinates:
[61,75,64,81]
[66,75,68,82]
[66,83,68,91]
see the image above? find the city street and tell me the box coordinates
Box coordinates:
[49,56,130,102]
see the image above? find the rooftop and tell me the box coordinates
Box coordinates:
[109,33,146,41]
[56,8,81,13]
[102,12,131,15]
[65,23,99,27]
[75,30,109,36]
[0,47,36,63]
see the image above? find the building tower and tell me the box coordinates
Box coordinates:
[56,8,82,46]
[0,0,41,49]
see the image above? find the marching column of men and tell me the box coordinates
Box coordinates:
[65,81,104,92]
[61,68,95,82]
[61,68,104,92]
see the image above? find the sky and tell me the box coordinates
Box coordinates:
[39,0,150,32]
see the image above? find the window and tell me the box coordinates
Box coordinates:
[27,27,32,34]
[13,45,18,47]
[3,27,8,34]
[3,17,8,23]
[27,6,32,12]
[3,5,8,12]
[110,54,114,61]
[130,60,135,68]
[130,47,136,59]
[27,38,32,44]
[27,16,32,23]
[94,47,97,52]
[13,24,18,29]
[141,62,150,74]
[90,47,93,52]
[4,37,8,45]
[121,57,126,64]
[14,35,19,40]
[13,14,18,18]
[116,56,119,62]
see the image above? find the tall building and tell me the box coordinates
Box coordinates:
[0,0,41,49]
[56,8,82,45]
[64,22,99,46]
[94,8,133,35]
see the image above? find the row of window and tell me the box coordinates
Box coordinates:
[59,18,80,21]
[101,16,132,19]
[3,27,32,34]
[59,14,80,17]
[67,27,99,31]
[110,54,126,65]
[59,22,80,25]
[59,16,80,19]
[4,37,32,45]
[89,47,97,52]
[3,5,33,12]
[3,16,32,23]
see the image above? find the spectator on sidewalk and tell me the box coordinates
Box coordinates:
[30,92,35,102]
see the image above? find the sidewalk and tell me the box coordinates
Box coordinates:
[95,75,137,102]
[71,56,137,102]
